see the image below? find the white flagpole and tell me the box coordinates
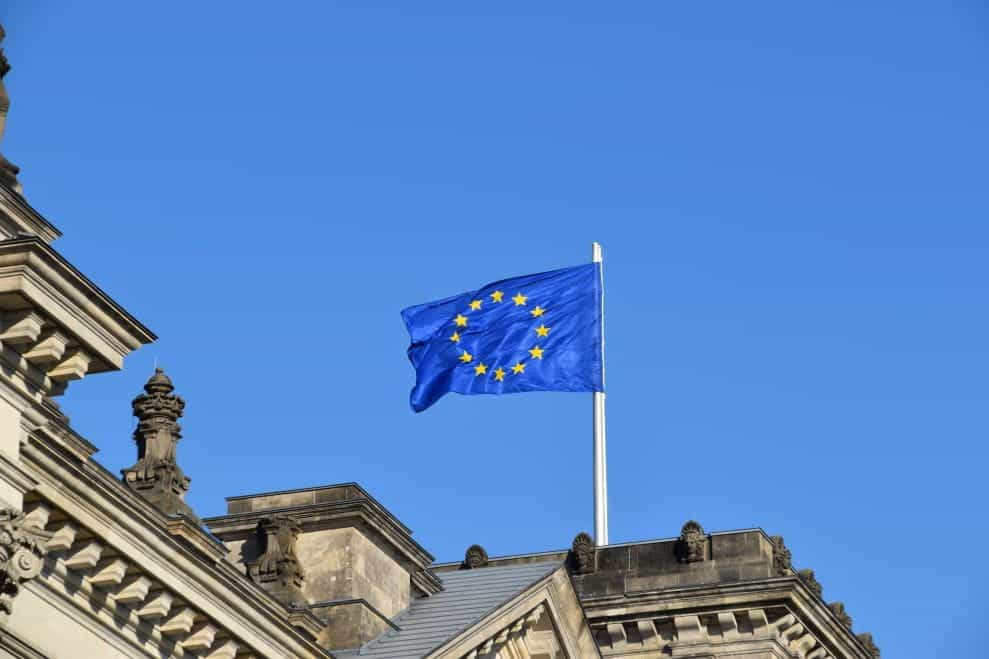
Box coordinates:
[592,242,609,546]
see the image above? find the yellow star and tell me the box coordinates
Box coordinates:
[512,293,527,306]
[459,350,473,363]
[512,361,526,374]
[528,346,544,360]
[535,324,550,338]
[491,290,504,303]
[450,331,461,343]
[530,305,546,317]
[469,299,482,311]
[474,363,487,376]
[455,314,468,327]
[493,367,506,381]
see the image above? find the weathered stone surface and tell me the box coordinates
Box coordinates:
[798,568,824,598]
[309,599,394,651]
[0,24,21,193]
[570,532,595,574]
[858,631,881,657]
[246,515,305,606]
[121,368,197,521]
[0,508,51,613]
[675,520,707,563]
[770,534,792,575]
[462,544,489,569]
[829,601,853,629]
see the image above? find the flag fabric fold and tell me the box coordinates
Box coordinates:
[401,263,603,412]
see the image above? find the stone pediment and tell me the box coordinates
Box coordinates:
[357,561,599,659]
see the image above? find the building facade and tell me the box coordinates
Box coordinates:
[0,25,879,659]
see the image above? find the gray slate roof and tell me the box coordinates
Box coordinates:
[352,561,561,659]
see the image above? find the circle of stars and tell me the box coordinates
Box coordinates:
[448,289,550,382]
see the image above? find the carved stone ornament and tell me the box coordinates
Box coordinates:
[462,544,489,569]
[0,24,21,192]
[857,632,880,658]
[676,520,707,563]
[828,601,852,630]
[0,508,52,614]
[569,532,595,575]
[121,369,198,521]
[247,515,304,606]
[798,568,823,598]
[769,534,792,576]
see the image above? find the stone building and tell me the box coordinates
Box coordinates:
[0,25,879,659]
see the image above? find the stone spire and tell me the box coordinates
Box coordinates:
[0,24,22,193]
[121,368,198,521]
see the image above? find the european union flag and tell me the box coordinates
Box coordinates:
[401,263,603,412]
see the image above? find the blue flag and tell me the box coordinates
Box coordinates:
[401,263,603,412]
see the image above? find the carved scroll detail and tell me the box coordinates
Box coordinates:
[0,508,52,614]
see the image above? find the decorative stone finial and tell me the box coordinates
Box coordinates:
[461,544,489,569]
[0,508,51,614]
[121,368,198,521]
[797,568,823,598]
[769,534,792,576]
[857,632,880,658]
[247,515,305,606]
[0,25,21,193]
[828,601,852,630]
[675,520,707,563]
[569,532,596,574]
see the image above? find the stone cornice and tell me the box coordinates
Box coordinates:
[19,424,332,658]
[0,620,55,659]
[0,236,155,365]
[224,483,414,535]
[581,576,872,659]
[206,491,435,574]
[0,184,60,243]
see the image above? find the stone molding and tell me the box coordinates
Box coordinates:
[592,604,844,658]
[798,568,824,598]
[0,237,154,401]
[14,493,327,658]
[461,603,553,659]
[581,577,875,659]
[18,423,331,659]
[0,184,60,243]
[828,601,852,630]
[431,565,599,659]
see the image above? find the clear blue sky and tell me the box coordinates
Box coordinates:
[4,3,987,656]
